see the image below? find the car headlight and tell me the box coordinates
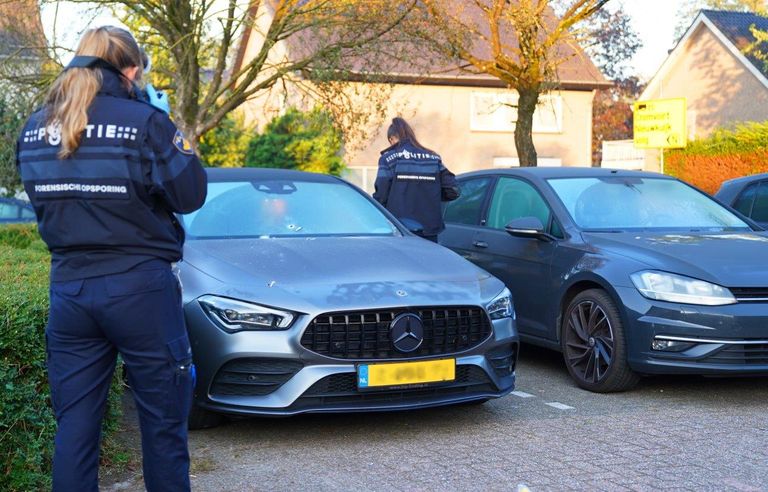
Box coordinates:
[198,295,296,332]
[487,288,515,320]
[630,271,736,306]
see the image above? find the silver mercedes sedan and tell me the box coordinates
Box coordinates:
[178,168,518,428]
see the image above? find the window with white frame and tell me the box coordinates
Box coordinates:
[470,91,563,134]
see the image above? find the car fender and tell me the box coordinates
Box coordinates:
[553,267,630,346]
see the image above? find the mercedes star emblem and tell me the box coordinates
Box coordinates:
[390,313,424,353]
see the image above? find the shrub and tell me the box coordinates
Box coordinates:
[198,112,251,168]
[0,224,123,491]
[667,121,768,194]
[0,239,54,490]
[245,107,345,176]
[1,83,39,197]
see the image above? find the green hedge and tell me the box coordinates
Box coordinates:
[0,237,53,490]
[671,120,768,156]
[0,224,124,490]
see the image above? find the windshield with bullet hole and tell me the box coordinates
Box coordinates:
[181,180,398,238]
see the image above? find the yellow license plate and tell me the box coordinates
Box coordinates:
[358,359,456,389]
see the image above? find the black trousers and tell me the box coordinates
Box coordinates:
[46,262,192,492]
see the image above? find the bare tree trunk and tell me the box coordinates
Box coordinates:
[169,2,201,147]
[515,87,539,167]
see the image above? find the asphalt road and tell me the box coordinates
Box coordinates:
[105,345,768,491]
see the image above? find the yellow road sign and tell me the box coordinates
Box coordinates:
[633,98,687,149]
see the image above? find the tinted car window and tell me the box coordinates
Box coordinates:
[487,177,550,229]
[751,182,768,223]
[733,182,757,217]
[444,178,491,225]
[20,207,36,219]
[550,219,564,239]
[181,180,398,238]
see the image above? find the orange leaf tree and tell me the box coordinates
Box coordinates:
[419,0,611,166]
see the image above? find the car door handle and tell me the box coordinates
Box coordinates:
[472,240,488,249]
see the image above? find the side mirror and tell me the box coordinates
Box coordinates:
[504,217,554,242]
[399,218,425,234]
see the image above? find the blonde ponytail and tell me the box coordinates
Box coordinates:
[44,26,144,159]
[46,69,102,159]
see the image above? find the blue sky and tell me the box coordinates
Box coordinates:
[42,0,689,82]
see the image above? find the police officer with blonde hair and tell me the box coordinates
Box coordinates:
[16,26,206,491]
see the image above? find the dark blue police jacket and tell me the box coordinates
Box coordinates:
[373,139,458,236]
[16,69,207,281]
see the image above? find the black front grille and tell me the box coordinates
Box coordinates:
[210,358,303,397]
[300,307,492,359]
[730,288,768,301]
[703,344,768,365]
[293,365,496,408]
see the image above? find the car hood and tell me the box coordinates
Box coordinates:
[181,236,499,312]
[583,231,768,287]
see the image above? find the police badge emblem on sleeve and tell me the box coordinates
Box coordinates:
[173,130,194,155]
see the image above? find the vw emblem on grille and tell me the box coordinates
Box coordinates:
[390,313,424,353]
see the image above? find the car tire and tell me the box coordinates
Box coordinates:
[188,404,225,430]
[560,289,640,393]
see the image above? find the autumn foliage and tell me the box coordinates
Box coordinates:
[666,121,768,194]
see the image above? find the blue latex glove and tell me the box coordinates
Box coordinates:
[145,84,170,114]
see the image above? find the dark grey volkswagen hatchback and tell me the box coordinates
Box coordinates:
[440,167,768,392]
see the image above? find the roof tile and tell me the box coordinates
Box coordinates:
[703,9,768,77]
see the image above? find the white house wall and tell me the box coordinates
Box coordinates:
[236,0,295,126]
[642,23,768,138]
[345,83,596,173]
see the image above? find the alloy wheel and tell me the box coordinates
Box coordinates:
[564,300,615,384]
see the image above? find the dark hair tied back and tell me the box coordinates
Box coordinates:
[386,117,434,153]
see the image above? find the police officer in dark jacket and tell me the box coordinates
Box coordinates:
[15,26,206,492]
[373,117,459,242]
